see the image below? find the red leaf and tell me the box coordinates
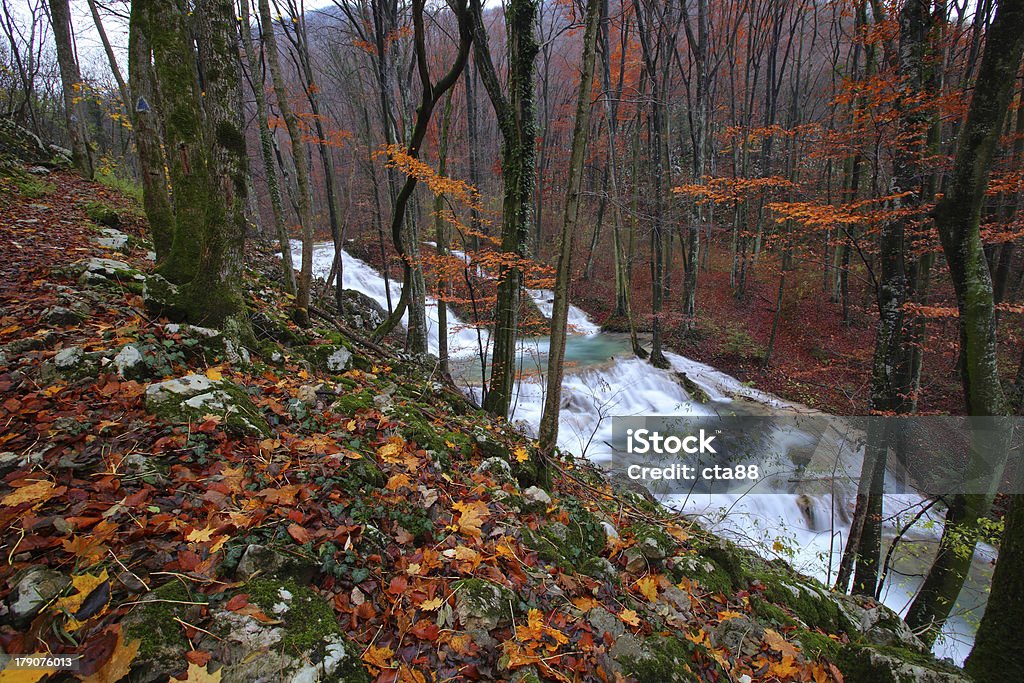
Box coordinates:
[387,575,408,596]
[225,594,250,612]
[287,523,311,544]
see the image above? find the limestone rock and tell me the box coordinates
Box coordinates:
[144,374,270,437]
[453,578,516,631]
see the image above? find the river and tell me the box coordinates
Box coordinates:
[298,242,991,665]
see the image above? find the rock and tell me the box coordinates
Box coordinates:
[142,274,184,319]
[41,305,85,326]
[54,346,84,369]
[91,227,129,250]
[206,580,368,683]
[72,257,144,286]
[587,607,626,640]
[711,616,764,657]
[629,523,674,561]
[339,289,386,330]
[144,374,270,437]
[235,544,317,584]
[600,520,620,541]
[453,578,516,631]
[326,347,352,373]
[836,593,927,653]
[50,346,99,381]
[111,344,146,379]
[580,557,618,583]
[0,450,41,477]
[3,567,70,628]
[523,486,551,507]
[610,633,649,662]
[837,643,969,683]
[475,457,514,483]
[297,385,319,405]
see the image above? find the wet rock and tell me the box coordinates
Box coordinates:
[3,567,70,628]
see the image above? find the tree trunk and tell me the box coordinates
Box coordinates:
[47,0,93,179]
[907,0,1023,643]
[241,0,296,295]
[434,93,455,376]
[471,0,539,417]
[259,0,314,326]
[538,0,601,464]
[127,2,173,262]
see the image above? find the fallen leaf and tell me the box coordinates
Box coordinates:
[420,597,444,611]
[205,367,223,381]
[177,661,222,682]
[287,523,311,544]
[635,575,659,603]
[81,631,139,683]
[618,608,640,627]
[186,526,216,543]
[2,480,61,507]
[362,644,394,671]
[452,500,489,537]
[386,473,411,491]
[514,447,529,463]
[763,628,801,659]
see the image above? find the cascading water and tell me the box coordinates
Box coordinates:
[299,242,990,665]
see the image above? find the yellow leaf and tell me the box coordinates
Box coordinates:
[452,500,489,537]
[205,367,223,381]
[80,631,139,683]
[186,526,216,543]
[179,662,222,682]
[54,569,108,617]
[514,447,529,463]
[420,597,444,611]
[618,608,641,627]
[377,436,405,462]
[0,654,57,681]
[1,480,58,507]
[362,645,394,671]
[386,473,411,491]
[209,535,230,554]
[666,523,690,543]
[717,610,744,621]
[763,628,802,659]
[635,575,659,603]
[767,654,801,677]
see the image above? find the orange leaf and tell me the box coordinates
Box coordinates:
[287,523,311,544]
[452,500,489,537]
[635,575,659,603]
[81,630,139,683]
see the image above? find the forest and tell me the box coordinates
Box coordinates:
[1,0,1024,680]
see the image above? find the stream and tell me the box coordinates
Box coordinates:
[298,242,992,665]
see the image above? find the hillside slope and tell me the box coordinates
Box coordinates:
[0,159,969,682]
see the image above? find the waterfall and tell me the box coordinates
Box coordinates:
[297,241,988,664]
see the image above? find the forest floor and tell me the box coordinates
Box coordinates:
[0,165,970,682]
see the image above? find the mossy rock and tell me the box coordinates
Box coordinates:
[834,643,967,683]
[619,635,703,682]
[84,200,122,228]
[670,554,736,597]
[452,578,519,631]
[794,629,842,661]
[124,580,195,683]
[627,522,676,561]
[523,500,606,573]
[332,389,376,416]
[144,374,271,437]
[215,578,369,682]
[752,567,851,635]
[293,343,354,374]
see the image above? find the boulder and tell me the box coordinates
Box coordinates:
[111,344,146,380]
[71,257,145,286]
[144,374,270,437]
